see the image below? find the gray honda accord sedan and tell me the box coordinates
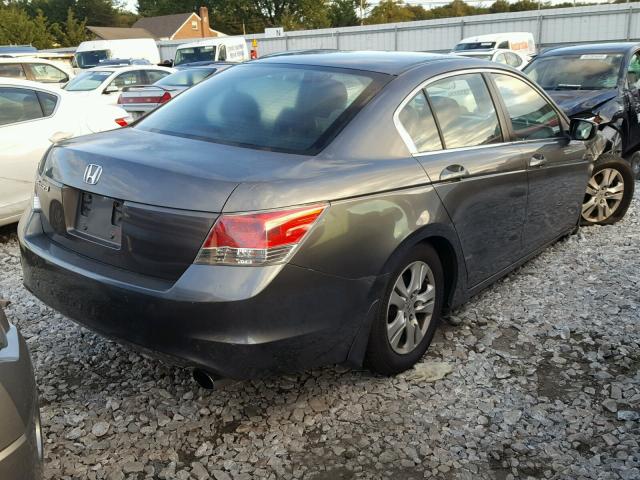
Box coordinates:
[19,51,614,380]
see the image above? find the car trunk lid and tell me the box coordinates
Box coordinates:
[37,128,244,281]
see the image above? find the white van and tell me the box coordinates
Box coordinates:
[173,37,248,66]
[452,32,536,58]
[74,39,161,70]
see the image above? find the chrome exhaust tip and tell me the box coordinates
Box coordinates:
[192,368,219,389]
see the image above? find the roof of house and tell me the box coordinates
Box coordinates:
[133,13,195,39]
[87,26,154,40]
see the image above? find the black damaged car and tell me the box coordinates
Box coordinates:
[524,42,640,178]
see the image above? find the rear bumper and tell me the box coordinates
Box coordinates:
[0,314,42,480]
[19,211,379,379]
[122,104,157,118]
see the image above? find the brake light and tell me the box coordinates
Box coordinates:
[115,117,130,127]
[118,91,172,104]
[195,204,327,266]
[159,91,172,103]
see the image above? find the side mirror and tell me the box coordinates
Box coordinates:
[103,85,119,94]
[569,118,598,141]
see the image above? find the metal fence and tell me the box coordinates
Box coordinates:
[157,2,640,61]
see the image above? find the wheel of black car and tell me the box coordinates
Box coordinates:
[630,151,640,180]
[581,153,634,226]
[365,243,444,375]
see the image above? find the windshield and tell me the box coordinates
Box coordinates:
[63,70,113,91]
[454,42,496,51]
[137,64,388,154]
[74,50,109,69]
[524,53,623,90]
[174,46,216,66]
[156,69,214,87]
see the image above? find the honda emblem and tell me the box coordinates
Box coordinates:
[83,164,103,185]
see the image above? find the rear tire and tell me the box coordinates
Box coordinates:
[581,154,634,226]
[365,243,444,376]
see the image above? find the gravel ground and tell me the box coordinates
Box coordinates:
[1,196,639,480]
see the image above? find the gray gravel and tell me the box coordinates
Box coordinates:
[1,195,639,480]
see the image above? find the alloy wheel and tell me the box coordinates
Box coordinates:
[386,261,436,355]
[582,168,625,223]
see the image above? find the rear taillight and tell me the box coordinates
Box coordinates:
[118,91,172,104]
[158,91,172,103]
[115,117,131,127]
[195,204,327,266]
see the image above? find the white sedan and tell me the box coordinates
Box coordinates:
[0,79,131,226]
[451,48,529,70]
[62,65,175,106]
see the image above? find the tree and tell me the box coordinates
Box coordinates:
[405,4,431,21]
[489,0,510,13]
[0,7,55,49]
[509,0,542,12]
[137,0,200,17]
[365,0,413,25]
[329,0,359,27]
[50,8,89,47]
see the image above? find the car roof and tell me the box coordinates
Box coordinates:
[540,42,640,57]
[88,65,173,73]
[253,50,469,75]
[0,57,59,65]
[0,77,64,93]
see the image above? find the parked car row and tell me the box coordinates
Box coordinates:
[0,79,131,226]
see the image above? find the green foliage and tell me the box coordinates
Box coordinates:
[329,0,360,27]
[49,8,89,47]
[366,0,414,25]
[0,7,55,49]
[0,0,133,48]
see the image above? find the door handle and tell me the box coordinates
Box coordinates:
[439,164,469,181]
[529,154,546,168]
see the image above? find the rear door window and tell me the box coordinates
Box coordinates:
[425,73,502,149]
[0,63,26,79]
[505,52,523,68]
[26,63,68,83]
[36,91,58,116]
[398,91,442,153]
[495,53,508,65]
[145,70,171,84]
[137,64,388,154]
[109,71,142,90]
[492,73,563,140]
[0,88,43,126]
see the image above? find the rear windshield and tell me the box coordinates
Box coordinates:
[454,42,496,51]
[156,69,214,87]
[174,46,216,66]
[136,64,388,154]
[524,54,623,90]
[64,70,113,91]
[75,50,109,69]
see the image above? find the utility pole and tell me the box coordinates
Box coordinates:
[361,0,364,26]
